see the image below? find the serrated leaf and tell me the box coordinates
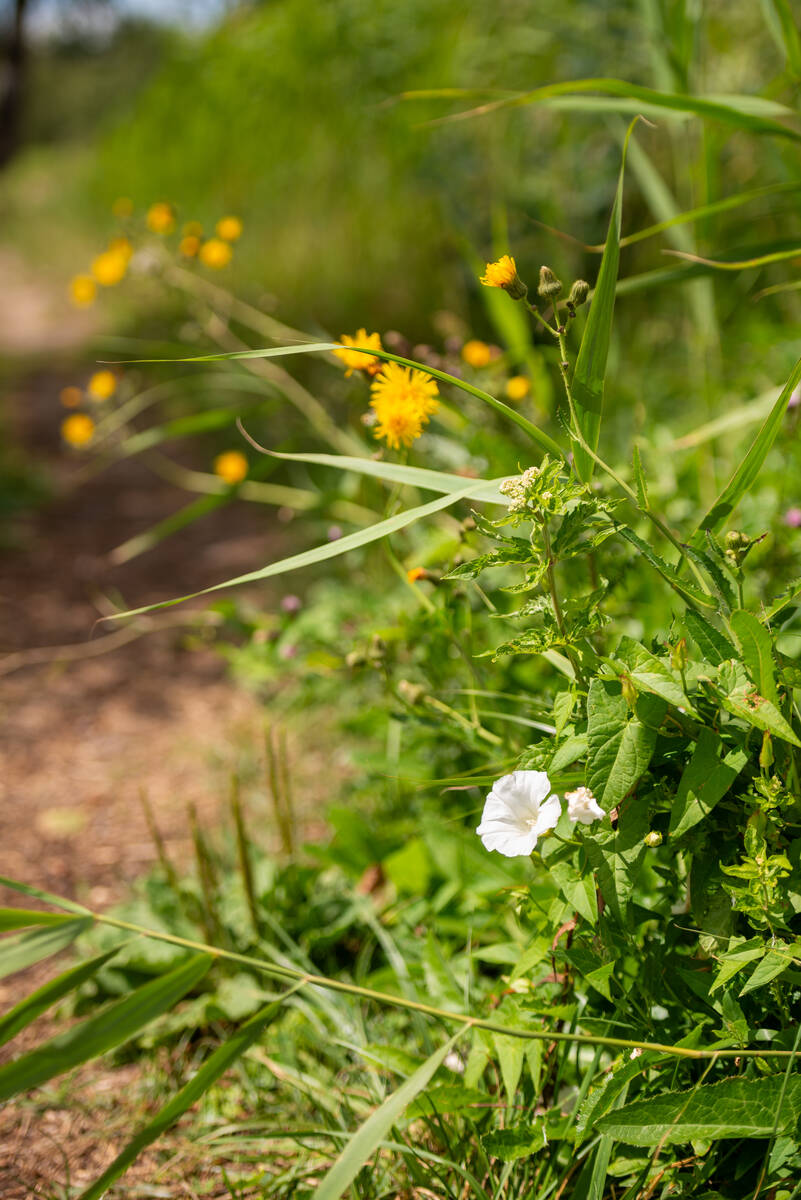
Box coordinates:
[669,729,749,838]
[684,610,738,665]
[482,1124,547,1161]
[586,680,665,809]
[720,685,801,747]
[596,1074,801,1145]
[731,609,779,704]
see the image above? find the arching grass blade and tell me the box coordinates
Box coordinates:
[0,918,93,982]
[0,947,123,1047]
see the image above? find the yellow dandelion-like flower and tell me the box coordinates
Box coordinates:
[69,274,96,307]
[92,249,128,287]
[199,238,233,268]
[112,197,134,218]
[505,375,530,402]
[61,413,95,447]
[214,451,248,485]
[369,363,439,450]
[87,370,117,401]
[179,235,201,258]
[480,255,527,299]
[216,215,243,242]
[461,339,492,368]
[146,202,175,234]
[183,220,204,237]
[59,386,83,409]
[333,329,383,377]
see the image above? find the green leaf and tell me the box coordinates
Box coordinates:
[716,663,801,747]
[596,1074,801,1145]
[739,942,796,996]
[406,1084,487,1119]
[615,635,697,714]
[699,354,801,532]
[0,918,93,982]
[481,1124,547,1161]
[0,953,212,1102]
[632,444,648,509]
[311,1032,462,1200]
[710,937,765,994]
[615,525,716,609]
[669,729,749,839]
[0,907,79,931]
[0,948,122,1047]
[684,610,738,665]
[78,988,295,1200]
[0,876,91,915]
[731,609,779,704]
[762,0,801,77]
[571,120,635,480]
[106,482,488,621]
[586,680,665,809]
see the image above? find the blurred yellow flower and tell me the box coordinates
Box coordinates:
[480,255,527,299]
[92,249,128,287]
[61,414,95,447]
[407,566,427,582]
[370,363,439,450]
[199,238,233,268]
[69,275,96,307]
[214,450,248,484]
[59,386,83,409]
[112,197,134,218]
[180,235,201,258]
[334,329,383,377]
[146,202,175,234]
[461,339,492,368]
[505,375,530,402]
[183,220,204,237]
[87,370,117,401]
[216,215,243,242]
[108,235,133,261]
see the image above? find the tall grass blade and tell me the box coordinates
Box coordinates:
[0,948,122,1047]
[0,908,79,931]
[0,953,212,1102]
[761,0,801,77]
[0,918,93,982]
[311,1031,463,1200]
[698,354,801,531]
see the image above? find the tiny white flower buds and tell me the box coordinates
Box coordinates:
[564,786,606,826]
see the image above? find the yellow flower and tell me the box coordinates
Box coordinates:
[112,197,134,218]
[61,414,95,447]
[87,370,117,401]
[92,249,128,287]
[199,238,233,268]
[216,215,243,242]
[59,386,83,409]
[333,329,383,377]
[179,235,201,258]
[108,235,133,261]
[146,202,175,234]
[480,255,527,299]
[183,220,204,237]
[214,451,248,484]
[505,375,530,402]
[369,363,439,450]
[407,566,427,583]
[461,339,492,368]
[69,274,96,307]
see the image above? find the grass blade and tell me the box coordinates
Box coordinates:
[0,908,80,931]
[0,953,212,1102]
[571,119,637,480]
[698,353,801,531]
[0,918,93,982]
[311,1031,463,1200]
[0,947,122,1047]
[0,876,91,915]
[78,986,300,1200]
[761,0,801,77]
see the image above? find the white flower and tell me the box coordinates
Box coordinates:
[476,771,561,857]
[564,786,605,826]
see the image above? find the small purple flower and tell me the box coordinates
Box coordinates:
[281,594,302,614]
[789,385,801,410]
[784,507,801,528]
[327,525,343,542]
[278,643,298,660]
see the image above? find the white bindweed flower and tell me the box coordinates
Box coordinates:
[564,786,606,826]
[476,771,561,857]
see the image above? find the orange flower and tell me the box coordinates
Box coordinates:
[87,370,117,401]
[216,215,243,242]
[146,202,175,234]
[480,255,527,299]
[213,451,248,484]
[59,386,83,409]
[406,566,427,583]
[61,414,95,447]
[461,339,492,368]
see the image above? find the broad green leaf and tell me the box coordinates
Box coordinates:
[481,1124,548,1161]
[586,680,665,809]
[257,447,506,504]
[739,942,797,996]
[596,1075,801,1145]
[78,988,295,1200]
[547,850,598,924]
[669,729,749,839]
[731,609,779,704]
[0,908,77,931]
[718,671,801,747]
[493,1027,526,1104]
[576,1057,647,1135]
[615,635,696,714]
[106,482,488,621]
[122,342,566,460]
[0,953,212,1102]
[710,937,765,994]
[684,610,738,666]
[0,918,93,982]
[571,120,635,480]
[0,947,122,1047]
[311,1032,462,1200]
[699,354,801,532]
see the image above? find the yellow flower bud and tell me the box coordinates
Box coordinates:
[69,275,96,307]
[87,370,117,401]
[216,215,243,242]
[199,238,233,269]
[61,414,95,447]
[213,451,248,485]
[505,375,530,402]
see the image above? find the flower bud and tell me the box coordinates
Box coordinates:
[567,279,589,308]
[398,679,425,706]
[670,638,687,672]
[759,731,774,769]
[620,674,637,708]
[644,831,662,847]
[537,265,563,299]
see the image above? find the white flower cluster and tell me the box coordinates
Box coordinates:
[499,465,541,514]
[476,771,605,857]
